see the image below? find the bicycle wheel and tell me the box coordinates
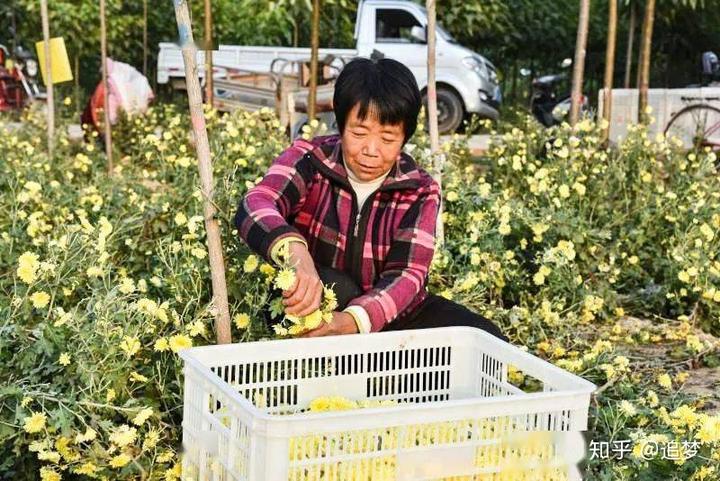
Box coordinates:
[664,104,720,150]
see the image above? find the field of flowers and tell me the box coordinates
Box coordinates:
[1,101,719,480]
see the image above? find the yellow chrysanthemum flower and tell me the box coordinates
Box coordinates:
[30,291,50,309]
[17,252,40,284]
[154,338,169,352]
[169,334,192,352]
[73,463,98,476]
[658,373,673,390]
[109,453,132,468]
[109,425,137,447]
[274,268,296,291]
[233,313,250,329]
[74,427,97,444]
[58,353,71,366]
[118,277,135,294]
[243,255,259,273]
[132,407,154,426]
[39,467,61,481]
[23,412,47,433]
[303,310,323,330]
[120,336,141,357]
[259,263,275,278]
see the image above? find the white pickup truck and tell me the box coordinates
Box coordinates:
[157,0,501,133]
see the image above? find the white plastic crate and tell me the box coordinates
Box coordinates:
[179,327,596,481]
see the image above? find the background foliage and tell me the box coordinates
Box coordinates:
[2,0,720,111]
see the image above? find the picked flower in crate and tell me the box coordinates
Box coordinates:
[178,326,595,480]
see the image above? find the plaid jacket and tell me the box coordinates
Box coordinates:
[234,134,440,332]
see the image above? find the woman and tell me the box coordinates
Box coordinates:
[235,57,505,340]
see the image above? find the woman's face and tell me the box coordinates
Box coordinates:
[341,103,405,182]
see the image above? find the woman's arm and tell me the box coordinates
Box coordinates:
[346,185,441,332]
[234,141,323,317]
[234,141,315,261]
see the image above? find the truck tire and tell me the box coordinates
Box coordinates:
[423,87,464,134]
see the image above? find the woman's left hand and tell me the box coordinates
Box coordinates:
[299,311,359,337]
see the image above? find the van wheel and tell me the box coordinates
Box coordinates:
[423,87,464,134]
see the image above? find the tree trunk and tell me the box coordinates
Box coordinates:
[143,0,148,77]
[623,2,636,89]
[40,0,54,157]
[570,0,591,126]
[308,0,320,121]
[100,0,113,174]
[602,0,618,142]
[204,0,214,105]
[171,0,232,345]
[426,0,443,245]
[638,0,656,124]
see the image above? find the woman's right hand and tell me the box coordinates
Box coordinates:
[282,241,323,317]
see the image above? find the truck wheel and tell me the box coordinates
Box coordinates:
[423,87,464,134]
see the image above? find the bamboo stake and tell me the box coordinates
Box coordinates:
[569,0,591,126]
[426,0,443,246]
[40,0,54,157]
[624,2,636,89]
[204,0,214,105]
[172,0,231,345]
[308,0,320,121]
[602,0,618,143]
[143,0,148,77]
[638,0,656,124]
[100,0,113,174]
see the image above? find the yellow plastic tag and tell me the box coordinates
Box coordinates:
[35,37,73,85]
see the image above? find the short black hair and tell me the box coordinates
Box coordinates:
[333,57,421,144]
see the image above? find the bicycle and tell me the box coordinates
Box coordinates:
[663,51,720,151]
[664,96,720,151]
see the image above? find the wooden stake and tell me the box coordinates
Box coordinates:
[426,0,443,246]
[308,0,320,121]
[570,0,591,126]
[638,0,656,124]
[623,3,636,89]
[100,0,113,174]
[143,0,148,77]
[40,0,54,157]
[172,0,231,345]
[602,0,618,142]
[204,0,214,105]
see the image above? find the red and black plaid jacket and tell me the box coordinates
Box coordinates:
[234,134,440,332]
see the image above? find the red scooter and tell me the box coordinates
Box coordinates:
[0,43,44,112]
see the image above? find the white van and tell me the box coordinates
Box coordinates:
[157,0,501,133]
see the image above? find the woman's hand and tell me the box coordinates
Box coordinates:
[282,241,323,317]
[299,311,359,337]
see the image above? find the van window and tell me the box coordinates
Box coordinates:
[375,9,423,44]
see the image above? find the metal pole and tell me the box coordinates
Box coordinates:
[40,0,54,157]
[171,0,232,345]
[100,0,113,174]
